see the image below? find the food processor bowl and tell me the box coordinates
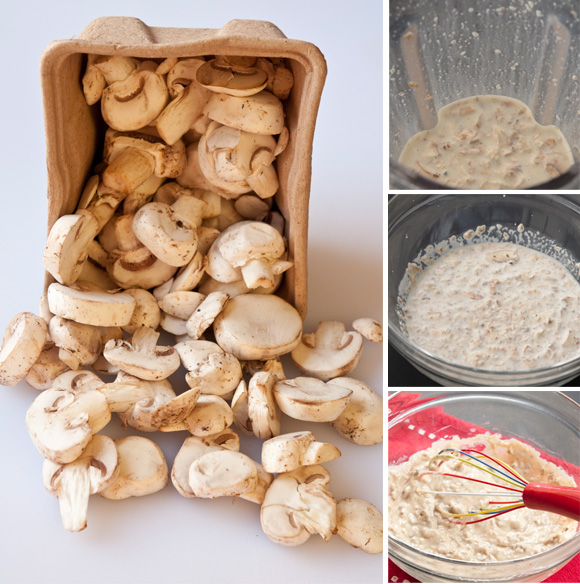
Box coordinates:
[387,194,580,386]
[388,391,580,582]
[389,0,580,189]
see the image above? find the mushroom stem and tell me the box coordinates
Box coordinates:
[56,464,92,532]
[131,327,160,353]
[240,259,276,289]
[102,147,156,194]
[99,381,152,413]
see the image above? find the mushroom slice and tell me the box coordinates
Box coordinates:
[116,373,176,432]
[101,70,168,131]
[25,341,70,390]
[256,58,295,100]
[26,387,111,464]
[203,91,284,135]
[273,377,353,422]
[171,251,208,292]
[185,291,229,339]
[78,240,118,290]
[121,288,161,334]
[290,321,363,381]
[352,318,383,343]
[0,312,47,386]
[210,221,291,289]
[107,246,178,290]
[52,369,104,393]
[188,450,258,498]
[328,378,383,446]
[213,294,303,360]
[149,386,201,428]
[49,317,102,370]
[92,327,123,375]
[260,465,336,546]
[132,201,198,267]
[234,194,272,220]
[242,357,285,381]
[43,210,101,286]
[336,498,383,554]
[99,436,168,500]
[166,57,207,98]
[158,291,205,320]
[183,394,234,436]
[247,372,280,440]
[176,142,214,191]
[261,431,341,473]
[103,326,180,381]
[94,55,139,85]
[82,54,107,105]
[196,57,269,96]
[231,379,252,435]
[171,431,239,498]
[239,462,274,505]
[43,434,119,532]
[159,312,188,336]
[47,283,136,327]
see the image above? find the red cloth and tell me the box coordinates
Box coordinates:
[387,392,580,583]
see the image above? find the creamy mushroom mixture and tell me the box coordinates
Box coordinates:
[399,241,580,370]
[399,95,574,189]
[389,434,578,562]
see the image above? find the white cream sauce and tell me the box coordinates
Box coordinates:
[388,434,578,562]
[399,95,574,189]
[400,241,580,370]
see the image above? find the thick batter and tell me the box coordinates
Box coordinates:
[388,434,578,562]
[399,241,580,370]
[399,95,574,189]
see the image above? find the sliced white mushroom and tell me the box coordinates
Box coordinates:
[197,273,281,297]
[196,57,269,97]
[185,291,229,339]
[290,321,363,381]
[91,326,123,375]
[352,318,383,343]
[52,369,104,393]
[273,377,353,422]
[328,378,383,446]
[208,221,291,289]
[176,142,214,191]
[159,312,189,336]
[231,379,252,435]
[234,194,272,220]
[26,387,111,463]
[82,54,108,105]
[103,326,180,381]
[260,465,336,546]
[203,90,284,135]
[256,58,294,100]
[99,436,168,500]
[188,450,258,498]
[0,312,48,386]
[43,210,101,286]
[336,498,383,554]
[43,434,119,531]
[48,316,102,370]
[182,394,234,436]
[213,294,302,360]
[247,371,280,440]
[170,430,240,498]
[25,341,70,390]
[120,288,161,334]
[242,357,285,381]
[261,431,341,473]
[101,70,168,131]
[170,251,208,292]
[78,240,118,290]
[116,372,176,432]
[47,282,136,327]
[239,462,274,505]
[152,277,174,301]
[149,386,201,428]
[82,55,139,105]
[158,291,205,320]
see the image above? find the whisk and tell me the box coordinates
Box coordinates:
[420,448,580,524]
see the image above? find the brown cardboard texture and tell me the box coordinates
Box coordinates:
[40,17,327,319]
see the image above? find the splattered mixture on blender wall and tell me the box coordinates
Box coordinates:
[398,239,580,370]
[398,95,574,189]
[388,434,578,562]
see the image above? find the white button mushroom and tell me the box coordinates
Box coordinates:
[43,434,119,532]
[247,371,280,440]
[352,317,383,343]
[290,321,363,381]
[99,436,169,500]
[24,340,69,390]
[185,291,229,339]
[48,316,102,370]
[328,378,383,446]
[272,377,353,422]
[0,312,48,386]
[196,56,269,97]
[336,498,383,554]
[120,288,161,334]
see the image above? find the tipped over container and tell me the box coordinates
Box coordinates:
[389,0,580,189]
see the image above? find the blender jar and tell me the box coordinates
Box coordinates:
[389,0,580,189]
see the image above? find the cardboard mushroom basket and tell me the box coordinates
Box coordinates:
[40,16,327,318]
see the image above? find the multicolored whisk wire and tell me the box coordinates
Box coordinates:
[420,448,580,525]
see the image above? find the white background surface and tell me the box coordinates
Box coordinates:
[0,1,382,583]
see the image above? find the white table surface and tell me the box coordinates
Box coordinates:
[0,2,383,583]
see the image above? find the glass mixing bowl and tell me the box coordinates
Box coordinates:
[387,194,580,386]
[388,391,580,583]
[389,0,580,189]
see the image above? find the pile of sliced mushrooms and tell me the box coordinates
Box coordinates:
[0,53,383,553]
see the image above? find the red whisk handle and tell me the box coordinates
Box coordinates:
[522,483,580,521]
